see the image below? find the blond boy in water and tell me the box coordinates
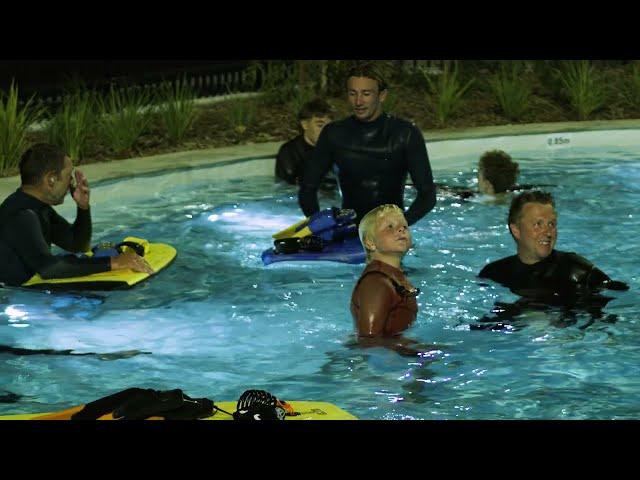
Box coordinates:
[350,204,419,338]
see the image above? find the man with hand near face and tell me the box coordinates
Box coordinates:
[0,143,153,286]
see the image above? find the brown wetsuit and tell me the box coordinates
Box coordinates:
[350,260,418,337]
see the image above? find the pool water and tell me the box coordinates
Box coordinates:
[1,143,638,419]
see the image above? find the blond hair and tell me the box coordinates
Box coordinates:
[358,204,405,262]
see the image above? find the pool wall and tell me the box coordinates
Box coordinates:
[2,122,639,203]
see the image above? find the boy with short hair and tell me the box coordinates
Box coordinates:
[275,98,334,185]
[350,204,419,338]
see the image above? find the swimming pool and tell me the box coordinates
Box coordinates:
[1,130,638,419]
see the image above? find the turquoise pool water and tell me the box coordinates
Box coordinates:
[1,142,638,419]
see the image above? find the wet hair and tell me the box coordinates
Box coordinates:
[297,98,334,122]
[19,143,68,186]
[358,204,405,262]
[345,62,388,92]
[508,190,555,227]
[479,150,519,193]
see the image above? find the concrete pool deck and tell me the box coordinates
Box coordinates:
[2,118,640,198]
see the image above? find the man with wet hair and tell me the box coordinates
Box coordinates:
[276,97,334,185]
[298,61,436,225]
[477,150,519,195]
[438,149,530,199]
[478,190,628,302]
[0,143,152,286]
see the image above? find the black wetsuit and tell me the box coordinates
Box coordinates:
[436,184,476,200]
[275,134,337,189]
[478,250,628,303]
[437,183,545,200]
[298,113,436,225]
[0,189,110,286]
[275,135,313,185]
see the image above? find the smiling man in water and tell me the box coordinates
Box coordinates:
[478,190,628,303]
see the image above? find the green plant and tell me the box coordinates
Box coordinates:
[619,61,640,111]
[324,60,351,96]
[288,84,316,118]
[248,61,298,106]
[46,89,95,162]
[227,97,257,135]
[248,60,346,106]
[488,61,533,121]
[556,61,606,120]
[96,85,153,154]
[0,81,45,175]
[157,78,198,145]
[421,62,474,127]
[382,87,398,115]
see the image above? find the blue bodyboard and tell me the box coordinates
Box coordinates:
[262,235,365,266]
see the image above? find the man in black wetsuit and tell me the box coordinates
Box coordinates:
[298,62,436,225]
[275,98,333,186]
[478,190,628,303]
[0,143,153,287]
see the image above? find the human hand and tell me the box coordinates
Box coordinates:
[603,279,629,291]
[110,252,154,274]
[72,169,91,210]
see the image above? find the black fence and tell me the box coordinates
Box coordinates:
[0,61,258,108]
[0,60,468,110]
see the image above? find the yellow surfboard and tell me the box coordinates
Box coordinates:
[0,401,357,420]
[22,237,177,290]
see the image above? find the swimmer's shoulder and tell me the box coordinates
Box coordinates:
[478,255,518,280]
[386,114,422,137]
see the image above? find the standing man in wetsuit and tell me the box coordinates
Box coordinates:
[478,190,628,302]
[0,143,152,287]
[298,62,436,225]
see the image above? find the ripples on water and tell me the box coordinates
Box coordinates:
[1,147,639,419]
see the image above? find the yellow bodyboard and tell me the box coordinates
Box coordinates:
[272,217,313,240]
[0,401,357,420]
[22,237,177,290]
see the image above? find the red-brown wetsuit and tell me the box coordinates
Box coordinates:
[350,260,418,337]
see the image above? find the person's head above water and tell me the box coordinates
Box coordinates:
[358,204,411,265]
[19,143,74,206]
[297,97,333,146]
[478,150,519,194]
[508,190,557,265]
[345,61,388,123]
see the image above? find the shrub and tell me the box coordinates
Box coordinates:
[488,61,533,121]
[556,61,606,120]
[421,61,474,127]
[46,88,95,162]
[157,78,198,145]
[96,85,154,154]
[0,82,45,175]
[227,97,257,135]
